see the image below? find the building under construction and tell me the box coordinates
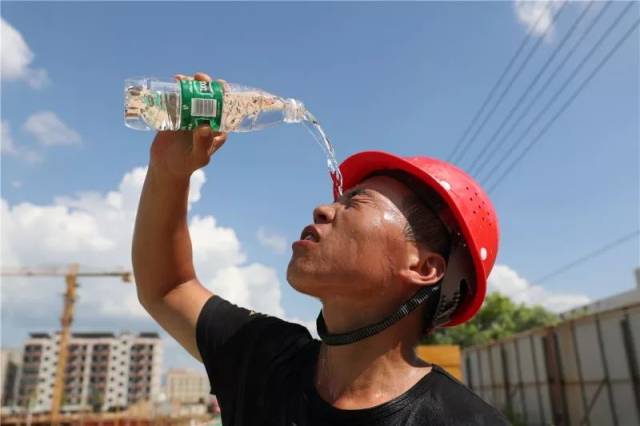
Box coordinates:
[13,332,162,414]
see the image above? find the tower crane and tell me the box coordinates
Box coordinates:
[1,263,133,425]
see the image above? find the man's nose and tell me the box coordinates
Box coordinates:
[313,204,335,224]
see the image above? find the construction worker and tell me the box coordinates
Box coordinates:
[132,72,508,425]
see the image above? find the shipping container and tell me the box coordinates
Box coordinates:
[462,303,640,426]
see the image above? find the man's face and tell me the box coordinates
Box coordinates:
[286,176,419,302]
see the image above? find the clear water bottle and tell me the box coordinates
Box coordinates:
[124,77,307,132]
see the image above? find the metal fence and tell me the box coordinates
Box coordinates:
[462,303,640,426]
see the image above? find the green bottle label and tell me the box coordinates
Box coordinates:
[179,80,224,130]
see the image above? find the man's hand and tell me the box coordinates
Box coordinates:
[150,72,228,179]
[132,71,228,361]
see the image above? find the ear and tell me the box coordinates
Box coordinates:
[398,243,446,287]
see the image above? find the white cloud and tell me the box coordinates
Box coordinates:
[23,111,81,146]
[1,120,44,163]
[0,166,306,369]
[514,0,562,41]
[21,149,44,164]
[1,120,17,154]
[488,264,591,313]
[1,18,49,88]
[257,227,288,254]
[207,264,284,317]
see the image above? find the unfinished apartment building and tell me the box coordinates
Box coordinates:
[15,332,162,413]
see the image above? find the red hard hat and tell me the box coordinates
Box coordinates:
[336,151,499,326]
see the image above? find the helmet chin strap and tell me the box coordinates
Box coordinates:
[316,285,441,346]
[316,235,472,346]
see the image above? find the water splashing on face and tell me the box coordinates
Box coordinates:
[302,110,344,198]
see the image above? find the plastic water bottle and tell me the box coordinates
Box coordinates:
[124,77,306,132]
[124,76,345,196]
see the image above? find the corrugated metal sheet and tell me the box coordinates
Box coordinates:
[462,303,640,426]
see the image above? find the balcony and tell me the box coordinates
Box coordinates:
[23,359,41,367]
[25,345,43,353]
[19,385,37,395]
[64,378,84,386]
[67,355,86,363]
[19,380,37,388]
[90,363,109,370]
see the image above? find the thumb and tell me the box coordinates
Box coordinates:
[193,125,214,156]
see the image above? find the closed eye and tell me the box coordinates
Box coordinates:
[343,188,372,207]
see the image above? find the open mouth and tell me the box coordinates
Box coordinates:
[299,225,320,243]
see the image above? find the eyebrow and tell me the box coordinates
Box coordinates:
[342,187,376,203]
[349,188,370,197]
[351,187,374,197]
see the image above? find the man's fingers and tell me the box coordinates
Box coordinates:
[195,125,213,141]
[192,125,212,157]
[178,74,228,160]
[176,73,224,87]
[209,134,227,156]
[194,72,212,82]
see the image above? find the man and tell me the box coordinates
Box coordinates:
[133,72,508,425]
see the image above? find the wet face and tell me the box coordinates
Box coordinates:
[286,176,423,302]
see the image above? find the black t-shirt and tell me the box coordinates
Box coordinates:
[196,296,509,425]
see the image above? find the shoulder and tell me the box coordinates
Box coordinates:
[198,297,316,397]
[234,312,314,356]
[425,365,510,424]
[197,295,313,359]
[196,295,315,376]
[204,297,315,368]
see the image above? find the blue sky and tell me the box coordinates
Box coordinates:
[1,1,638,370]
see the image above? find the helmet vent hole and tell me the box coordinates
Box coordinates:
[480,247,488,261]
[460,279,470,299]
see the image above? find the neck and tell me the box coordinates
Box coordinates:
[314,299,431,409]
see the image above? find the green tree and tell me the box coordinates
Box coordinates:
[422,292,558,348]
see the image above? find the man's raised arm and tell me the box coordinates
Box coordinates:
[131,72,228,361]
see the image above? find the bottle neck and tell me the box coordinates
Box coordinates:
[284,98,306,123]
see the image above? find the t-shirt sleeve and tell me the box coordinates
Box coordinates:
[195,295,313,407]
[432,366,511,425]
[195,295,255,363]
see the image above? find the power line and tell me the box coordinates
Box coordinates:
[446,1,553,162]
[451,0,569,165]
[533,230,639,285]
[467,0,597,176]
[484,6,638,192]
[474,1,613,180]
